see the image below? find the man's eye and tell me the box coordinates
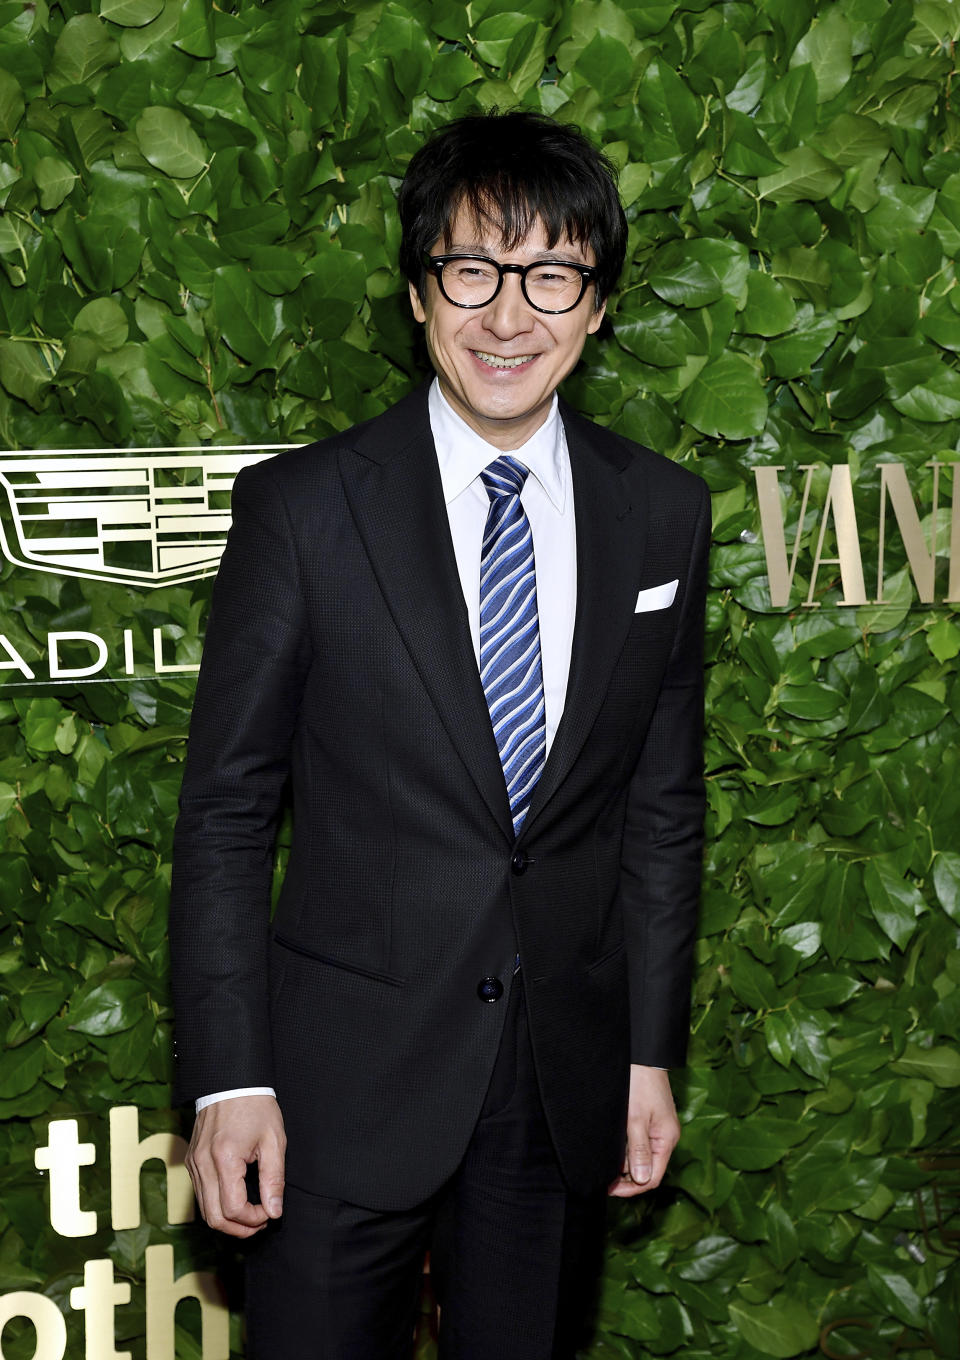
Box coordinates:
[454,264,495,279]
[530,266,576,285]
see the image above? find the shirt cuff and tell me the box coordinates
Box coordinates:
[195,1086,277,1113]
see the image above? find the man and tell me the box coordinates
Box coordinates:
[169,109,710,1359]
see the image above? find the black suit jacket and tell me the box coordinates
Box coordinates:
[169,385,710,1212]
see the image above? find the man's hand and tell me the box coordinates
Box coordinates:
[186,1095,286,1237]
[607,1065,680,1198]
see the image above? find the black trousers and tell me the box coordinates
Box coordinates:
[245,976,607,1359]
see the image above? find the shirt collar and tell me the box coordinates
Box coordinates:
[428,378,567,512]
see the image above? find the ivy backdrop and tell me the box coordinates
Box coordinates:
[1,0,959,1356]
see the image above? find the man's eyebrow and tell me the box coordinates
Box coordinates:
[444,242,589,262]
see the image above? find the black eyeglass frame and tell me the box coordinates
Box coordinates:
[423,252,600,314]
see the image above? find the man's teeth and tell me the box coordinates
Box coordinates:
[473,351,535,369]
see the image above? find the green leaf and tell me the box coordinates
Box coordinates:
[730,950,780,1009]
[716,1117,810,1171]
[250,246,305,297]
[575,33,635,101]
[73,297,129,351]
[0,1040,44,1098]
[68,979,149,1036]
[764,1201,799,1271]
[0,339,51,411]
[674,1234,741,1281]
[863,859,922,950]
[782,1004,831,1081]
[739,272,796,337]
[728,1296,819,1358]
[100,0,164,26]
[796,972,860,1008]
[866,1265,925,1329]
[857,567,913,635]
[888,361,960,422]
[742,789,801,826]
[427,50,481,101]
[170,0,213,57]
[0,69,25,141]
[615,304,696,367]
[213,265,280,362]
[19,976,68,1031]
[724,111,782,177]
[789,10,853,102]
[219,204,291,260]
[680,352,768,440]
[778,682,843,719]
[51,14,119,87]
[933,852,960,921]
[811,113,890,168]
[647,246,723,309]
[764,1012,792,1068]
[757,146,843,203]
[890,1043,960,1086]
[136,105,208,178]
[33,157,80,211]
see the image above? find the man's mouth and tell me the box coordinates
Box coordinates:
[472,351,536,369]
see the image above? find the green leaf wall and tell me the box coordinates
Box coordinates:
[1,0,959,1356]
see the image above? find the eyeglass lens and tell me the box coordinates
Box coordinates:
[438,258,585,310]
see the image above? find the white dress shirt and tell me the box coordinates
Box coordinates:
[196,379,578,1113]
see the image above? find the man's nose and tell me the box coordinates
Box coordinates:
[481,272,535,337]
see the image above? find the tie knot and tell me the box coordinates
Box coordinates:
[481,455,529,502]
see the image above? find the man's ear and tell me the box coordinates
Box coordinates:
[587,297,607,335]
[409,280,426,323]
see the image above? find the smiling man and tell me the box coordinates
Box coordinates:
[170,110,710,1359]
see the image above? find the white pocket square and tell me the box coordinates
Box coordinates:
[634,578,679,612]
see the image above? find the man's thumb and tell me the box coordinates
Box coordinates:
[258,1161,284,1217]
[630,1135,652,1184]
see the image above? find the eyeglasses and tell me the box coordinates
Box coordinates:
[423,253,598,314]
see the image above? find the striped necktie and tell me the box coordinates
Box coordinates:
[479,456,546,837]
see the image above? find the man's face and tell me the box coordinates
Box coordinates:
[409,204,606,451]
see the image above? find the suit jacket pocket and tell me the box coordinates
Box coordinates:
[586,940,626,975]
[273,932,406,987]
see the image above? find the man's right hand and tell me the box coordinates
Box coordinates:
[185,1095,286,1238]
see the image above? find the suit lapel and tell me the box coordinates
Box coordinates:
[337,389,515,843]
[521,403,648,837]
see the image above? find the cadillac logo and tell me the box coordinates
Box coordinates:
[0,446,295,587]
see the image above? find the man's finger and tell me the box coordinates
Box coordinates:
[217,1149,269,1230]
[257,1135,286,1219]
[629,1125,653,1185]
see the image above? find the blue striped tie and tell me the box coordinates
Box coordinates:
[479,456,546,837]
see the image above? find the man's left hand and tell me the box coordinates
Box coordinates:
[607,1064,680,1197]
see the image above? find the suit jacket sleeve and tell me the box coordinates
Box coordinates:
[620,474,710,1069]
[168,459,311,1103]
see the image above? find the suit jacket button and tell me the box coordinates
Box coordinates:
[477,976,503,1002]
[511,850,528,875]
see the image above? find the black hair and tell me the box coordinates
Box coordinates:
[397,110,627,310]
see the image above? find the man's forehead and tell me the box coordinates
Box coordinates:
[439,205,594,262]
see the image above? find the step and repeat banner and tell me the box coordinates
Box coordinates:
[1,1,959,1358]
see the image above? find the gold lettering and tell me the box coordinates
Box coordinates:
[0,1292,66,1360]
[109,1107,194,1231]
[806,464,867,606]
[753,464,817,607]
[68,1259,131,1360]
[34,1120,97,1238]
[0,635,35,680]
[48,632,109,681]
[145,1245,229,1360]
[877,463,937,602]
[152,628,199,674]
[945,462,960,604]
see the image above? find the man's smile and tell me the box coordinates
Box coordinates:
[471,350,538,369]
